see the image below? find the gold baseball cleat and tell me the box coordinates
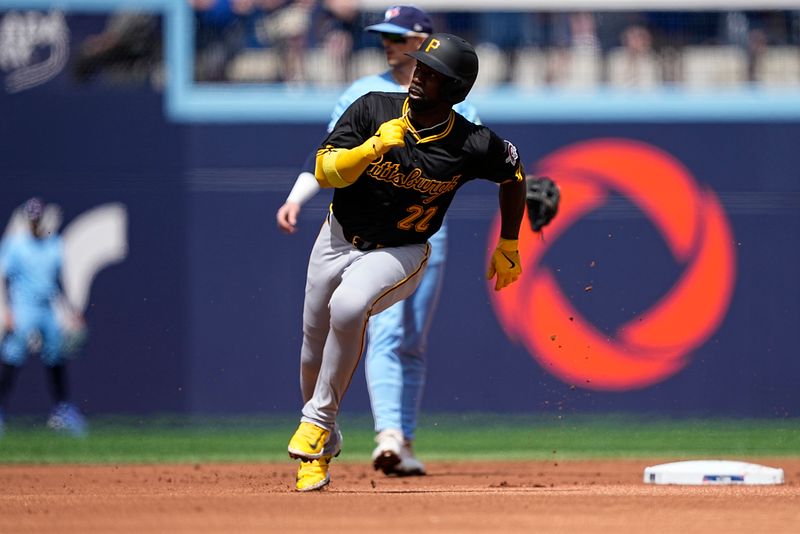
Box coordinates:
[295,456,332,491]
[288,422,330,460]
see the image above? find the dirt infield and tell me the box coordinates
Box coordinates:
[1,459,798,533]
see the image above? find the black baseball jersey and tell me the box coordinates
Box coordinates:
[321,91,524,246]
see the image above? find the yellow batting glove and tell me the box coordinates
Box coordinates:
[371,118,408,156]
[486,238,522,292]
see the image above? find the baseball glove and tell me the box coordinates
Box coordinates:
[526,176,560,232]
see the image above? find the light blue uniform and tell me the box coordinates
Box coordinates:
[0,233,65,366]
[327,71,479,441]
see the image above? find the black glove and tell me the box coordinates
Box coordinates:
[526,176,560,232]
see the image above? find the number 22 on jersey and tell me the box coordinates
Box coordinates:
[397,205,438,233]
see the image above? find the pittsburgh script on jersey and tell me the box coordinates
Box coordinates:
[366,158,460,204]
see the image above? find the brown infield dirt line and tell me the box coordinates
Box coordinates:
[314,488,578,494]
[0,459,798,534]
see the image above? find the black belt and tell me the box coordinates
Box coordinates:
[342,228,384,251]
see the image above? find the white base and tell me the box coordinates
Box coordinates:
[643,460,784,485]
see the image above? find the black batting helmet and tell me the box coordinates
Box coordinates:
[406,33,478,104]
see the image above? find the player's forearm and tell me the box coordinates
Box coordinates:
[315,140,381,188]
[498,178,526,240]
[286,171,320,205]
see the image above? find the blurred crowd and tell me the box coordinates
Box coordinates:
[72,2,800,89]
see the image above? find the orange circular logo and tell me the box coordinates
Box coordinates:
[489,139,737,391]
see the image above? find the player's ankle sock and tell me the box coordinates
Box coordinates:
[46,363,69,404]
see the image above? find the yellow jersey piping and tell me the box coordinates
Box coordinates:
[402,98,455,144]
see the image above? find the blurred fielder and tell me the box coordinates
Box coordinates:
[0,198,88,437]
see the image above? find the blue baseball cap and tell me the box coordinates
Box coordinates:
[365,5,433,37]
[23,197,44,221]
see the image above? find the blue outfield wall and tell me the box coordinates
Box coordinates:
[2,82,800,418]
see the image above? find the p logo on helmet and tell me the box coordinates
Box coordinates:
[406,33,479,104]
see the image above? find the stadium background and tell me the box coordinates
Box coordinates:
[1,0,799,424]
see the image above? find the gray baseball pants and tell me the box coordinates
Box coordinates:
[299,212,429,430]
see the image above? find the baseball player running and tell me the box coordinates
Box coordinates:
[276,5,480,479]
[288,32,555,491]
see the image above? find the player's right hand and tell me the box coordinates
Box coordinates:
[372,118,408,155]
[276,202,302,234]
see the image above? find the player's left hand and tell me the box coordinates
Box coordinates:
[486,238,522,291]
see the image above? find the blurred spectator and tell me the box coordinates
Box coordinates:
[182,6,800,87]
[724,11,794,82]
[480,12,534,50]
[622,26,654,59]
[475,12,541,84]
[0,198,87,438]
[251,0,315,83]
[545,12,601,88]
[746,26,769,82]
[304,0,359,84]
[72,12,161,86]
[570,12,601,52]
[192,0,256,81]
[608,24,659,88]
